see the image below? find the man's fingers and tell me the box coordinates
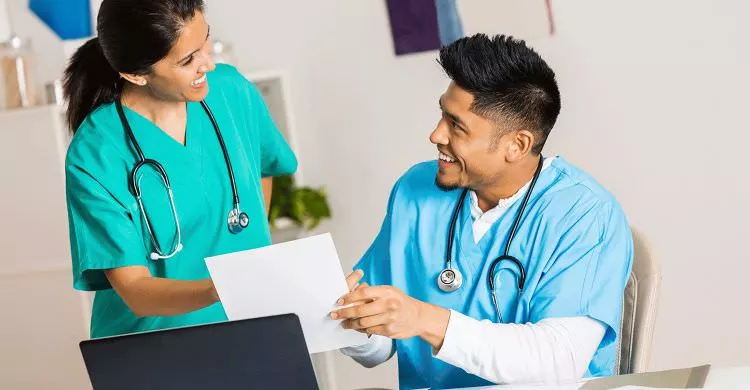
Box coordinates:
[363,325,389,337]
[338,285,389,306]
[331,300,385,320]
[346,283,371,305]
[345,269,364,291]
[341,313,390,331]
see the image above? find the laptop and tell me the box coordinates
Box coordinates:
[79,313,319,390]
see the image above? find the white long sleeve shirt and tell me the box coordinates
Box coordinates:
[341,314,605,385]
[342,157,607,384]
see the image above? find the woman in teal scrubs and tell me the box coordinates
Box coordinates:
[63,0,297,338]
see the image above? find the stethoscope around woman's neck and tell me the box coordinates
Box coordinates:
[437,156,544,323]
[115,98,249,261]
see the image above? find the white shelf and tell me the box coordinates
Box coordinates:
[244,69,305,187]
[0,103,70,275]
[0,103,90,389]
[243,69,312,245]
[269,217,306,244]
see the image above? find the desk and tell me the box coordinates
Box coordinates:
[437,365,750,389]
[702,366,750,388]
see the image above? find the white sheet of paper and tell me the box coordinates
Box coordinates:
[205,233,368,354]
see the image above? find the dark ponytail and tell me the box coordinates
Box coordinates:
[63,38,121,133]
[62,0,205,134]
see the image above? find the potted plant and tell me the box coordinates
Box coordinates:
[268,175,332,242]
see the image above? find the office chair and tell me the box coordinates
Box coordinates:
[616,227,662,375]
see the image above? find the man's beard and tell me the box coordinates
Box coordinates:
[435,176,460,191]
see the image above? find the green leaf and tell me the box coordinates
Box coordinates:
[268,175,332,230]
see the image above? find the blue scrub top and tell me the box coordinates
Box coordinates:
[355,157,634,389]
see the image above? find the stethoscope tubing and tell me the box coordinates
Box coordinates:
[443,156,544,322]
[115,98,245,259]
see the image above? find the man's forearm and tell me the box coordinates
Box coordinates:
[117,277,219,317]
[434,312,605,385]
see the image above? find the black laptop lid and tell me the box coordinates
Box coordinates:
[79,313,319,390]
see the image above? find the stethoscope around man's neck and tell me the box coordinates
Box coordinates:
[437,156,544,323]
[115,98,249,261]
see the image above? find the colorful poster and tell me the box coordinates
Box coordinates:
[29,0,92,40]
[386,0,464,56]
[545,0,556,36]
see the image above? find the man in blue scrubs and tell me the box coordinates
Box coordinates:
[333,34,633,389]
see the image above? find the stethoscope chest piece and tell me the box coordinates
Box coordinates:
[437,267,463,292]
[228,208,250,234]
[119,99,251,259]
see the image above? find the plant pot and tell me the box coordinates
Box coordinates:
[270,217,305,244]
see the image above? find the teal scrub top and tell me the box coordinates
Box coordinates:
[355,157,634,390]
[65,64,298,338]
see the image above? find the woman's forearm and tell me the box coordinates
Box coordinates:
[262,177,273,216]
[105,267,219,317]
[124,277,219,317]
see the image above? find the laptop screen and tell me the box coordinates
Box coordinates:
[80,314,319,390]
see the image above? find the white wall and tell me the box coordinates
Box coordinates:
[532,0,750,373]
[0,0,10,41]
[5,0,748,389]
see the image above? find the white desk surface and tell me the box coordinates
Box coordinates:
[434,365,750,389]
[702,365,750,388]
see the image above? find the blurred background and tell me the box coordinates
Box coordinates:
[1,0,748,389]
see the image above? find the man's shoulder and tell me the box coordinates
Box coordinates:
[548,157,617,200]
[390,160,456,200]
[399,160,439,187]
[543,156,629,231]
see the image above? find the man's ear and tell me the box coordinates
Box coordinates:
[506,129,535,162]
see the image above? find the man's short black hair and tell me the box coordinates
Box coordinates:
[438,34,561,154]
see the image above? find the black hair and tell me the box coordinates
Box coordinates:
[438,34,561,154]
[63,0,205,133]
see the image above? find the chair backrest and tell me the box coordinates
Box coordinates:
[616,227,662,375]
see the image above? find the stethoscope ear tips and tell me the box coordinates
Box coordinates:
[149,243,183,261]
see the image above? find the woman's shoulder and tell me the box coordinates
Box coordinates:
[207,64,250,91]
[208,63,244,82]
[206,63,263,103]
[66,103,131,176]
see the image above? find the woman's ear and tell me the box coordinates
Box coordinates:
[119,72,147,86]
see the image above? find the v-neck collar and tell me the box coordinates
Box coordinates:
[453,194,483,283]
[469,157,556,243]
[119,101,203,152]
[452,157,558,275]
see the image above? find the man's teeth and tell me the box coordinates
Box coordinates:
[191,75,206,86]
[439,152,456,163]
